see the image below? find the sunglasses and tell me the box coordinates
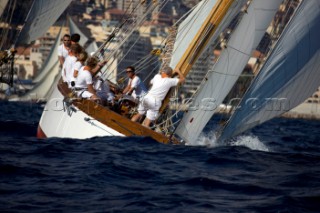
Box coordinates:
[126,70,133,73]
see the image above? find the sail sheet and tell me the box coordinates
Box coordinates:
[16,0,72,46]
[175,0,282,144]
[219,0,320,141]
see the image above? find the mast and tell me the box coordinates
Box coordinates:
[160,0,243,112]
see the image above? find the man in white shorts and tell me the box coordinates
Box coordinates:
[122,66,147,101]
[131,66,185,127]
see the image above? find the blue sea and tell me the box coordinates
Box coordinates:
[0,101,320,212]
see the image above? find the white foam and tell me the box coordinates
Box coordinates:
[186,131,220,148]
[186,131,270,152]
[229,135,270,152]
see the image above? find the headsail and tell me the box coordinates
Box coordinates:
[15,0,72,46]
[219,0,320,141]
[175,0,282,144]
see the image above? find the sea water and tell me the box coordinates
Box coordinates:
[0,101,320,212]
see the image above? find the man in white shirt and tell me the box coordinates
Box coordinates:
[74,57,99,100]
[62,43,82,86]
[122,66,147,101]
[58,34,71,68]
[131,66,185,127]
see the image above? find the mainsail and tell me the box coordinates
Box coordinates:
[15,0,72,46]
[175,0,282,144]
[219,0,320,141]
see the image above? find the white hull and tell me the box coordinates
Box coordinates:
[38,85,124,139]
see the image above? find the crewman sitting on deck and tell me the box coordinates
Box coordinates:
[131,66,185,128]
[74,56,101,100]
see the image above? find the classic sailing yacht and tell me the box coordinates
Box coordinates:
[37,0,316,145]
[37,0,248,142]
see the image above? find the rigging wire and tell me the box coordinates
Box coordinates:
[0,0,17,49]
[101,0,170,80]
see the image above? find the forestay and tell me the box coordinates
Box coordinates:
[219,0,320,141]
[16,0,72,46]
[175,0,282,144]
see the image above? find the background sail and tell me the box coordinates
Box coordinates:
[18,26,63,100]
[219,0,320,141]
[15,0,72,46]
[32,26,63,83]
[0,0,8,18]
[175,0,282,144]
[68,16,89,47]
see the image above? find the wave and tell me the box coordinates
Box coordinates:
[187,130,270,152]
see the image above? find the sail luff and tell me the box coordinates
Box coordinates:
[174,0,282,144]
[219,0,320,141]
[175,0,235,75]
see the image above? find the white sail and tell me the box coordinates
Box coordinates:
[16,0,72,46]
[33,27,63,83]
[175,0,282,144]
[219,0,320,141]
[85,41,99,55]
[18,27,63,100]
[170,0,248,70]
[0,0,8,18]
[68,15,99,53]
[68,16,89,47]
